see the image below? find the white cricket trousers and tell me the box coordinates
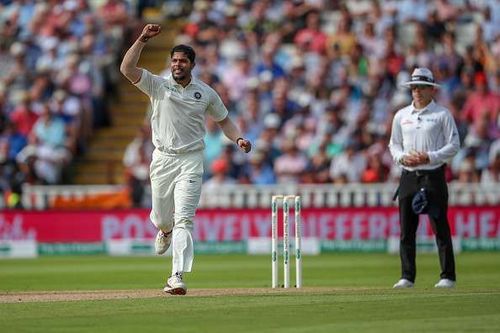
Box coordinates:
[149,148,203,275]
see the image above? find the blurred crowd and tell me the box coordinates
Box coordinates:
[125,0,500,197]
[2,0,500,209]
[0,0,139,206]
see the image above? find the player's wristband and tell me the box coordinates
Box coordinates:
[139,36,149,43]
[236,137,244,145]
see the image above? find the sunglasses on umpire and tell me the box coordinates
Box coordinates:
[410,85,432,90]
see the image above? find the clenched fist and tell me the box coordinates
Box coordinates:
[139,24,161,43]
[237,138,252,153]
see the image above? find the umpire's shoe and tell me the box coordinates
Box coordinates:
[154,230,172,255]
[393,278,414,289]
[434,279,456,288]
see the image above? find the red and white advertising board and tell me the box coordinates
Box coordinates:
[1,207,499,242]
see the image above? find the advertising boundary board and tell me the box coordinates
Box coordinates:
[1,207,499,256]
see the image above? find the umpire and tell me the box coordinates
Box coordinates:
[389,68,460,289]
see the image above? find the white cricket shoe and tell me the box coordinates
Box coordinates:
[163,273,187,295]
[154,230,172,255]
[393,279,414,289]
[434,279,456,288]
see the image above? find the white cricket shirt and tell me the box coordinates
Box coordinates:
[388,100,460,171]
[134,69,228,154]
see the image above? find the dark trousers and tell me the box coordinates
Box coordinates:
[398,166,456,282]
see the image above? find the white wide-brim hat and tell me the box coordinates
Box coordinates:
[401,67,441,88]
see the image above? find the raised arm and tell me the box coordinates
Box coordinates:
[120,24,161,84]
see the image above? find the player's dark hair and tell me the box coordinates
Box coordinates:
[171,44,196,63]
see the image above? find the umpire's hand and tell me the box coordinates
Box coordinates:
[403,151,430,166]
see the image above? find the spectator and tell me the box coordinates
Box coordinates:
[367,0,396,38]
[222,53,253,101]
[425,10,446,44]
[326,15,356,57]
[204,117,224,177]
[4,0,500,204]
[448,91,469,145]
[98,0,129,44]
[329,141,366,183]
[255,46,286,80]
[362,154,389,183]
[435,0,462,23]
[1,0,131,199]
[456,153,480,183]
[304,140,331,183]
[9,91,38,137]
[358,20,385,60]
[274,139,308,183]
[435,32,463,79]
[239,88,264,143]
[397,0,429,23]
[27,104,72,184]
[220,138,247,181]
[123,125,153,207]
[481,6,500,44]
[462,72,500,129]
[462,116,493,171]
[204,158,236,190]
[4,42,31,95]
[481,151,500,183]
[0,121,26,164]
[293,9,327,55]
[244,150,275,185]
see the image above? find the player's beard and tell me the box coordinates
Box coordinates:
[172,68,188,82]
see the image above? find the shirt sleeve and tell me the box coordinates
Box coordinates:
[133,69,163,99]
[388,111,405,165]
[427,109,460,164]
[206,87,229,122]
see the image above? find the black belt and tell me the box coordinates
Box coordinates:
[402,165,445,177]
[394,165,445,201]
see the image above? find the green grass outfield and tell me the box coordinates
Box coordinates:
[1,252,500,332]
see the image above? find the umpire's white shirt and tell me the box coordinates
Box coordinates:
[134,69,228,154]
[389,100,460,171]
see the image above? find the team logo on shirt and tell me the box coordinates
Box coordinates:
[194,92,202,99]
